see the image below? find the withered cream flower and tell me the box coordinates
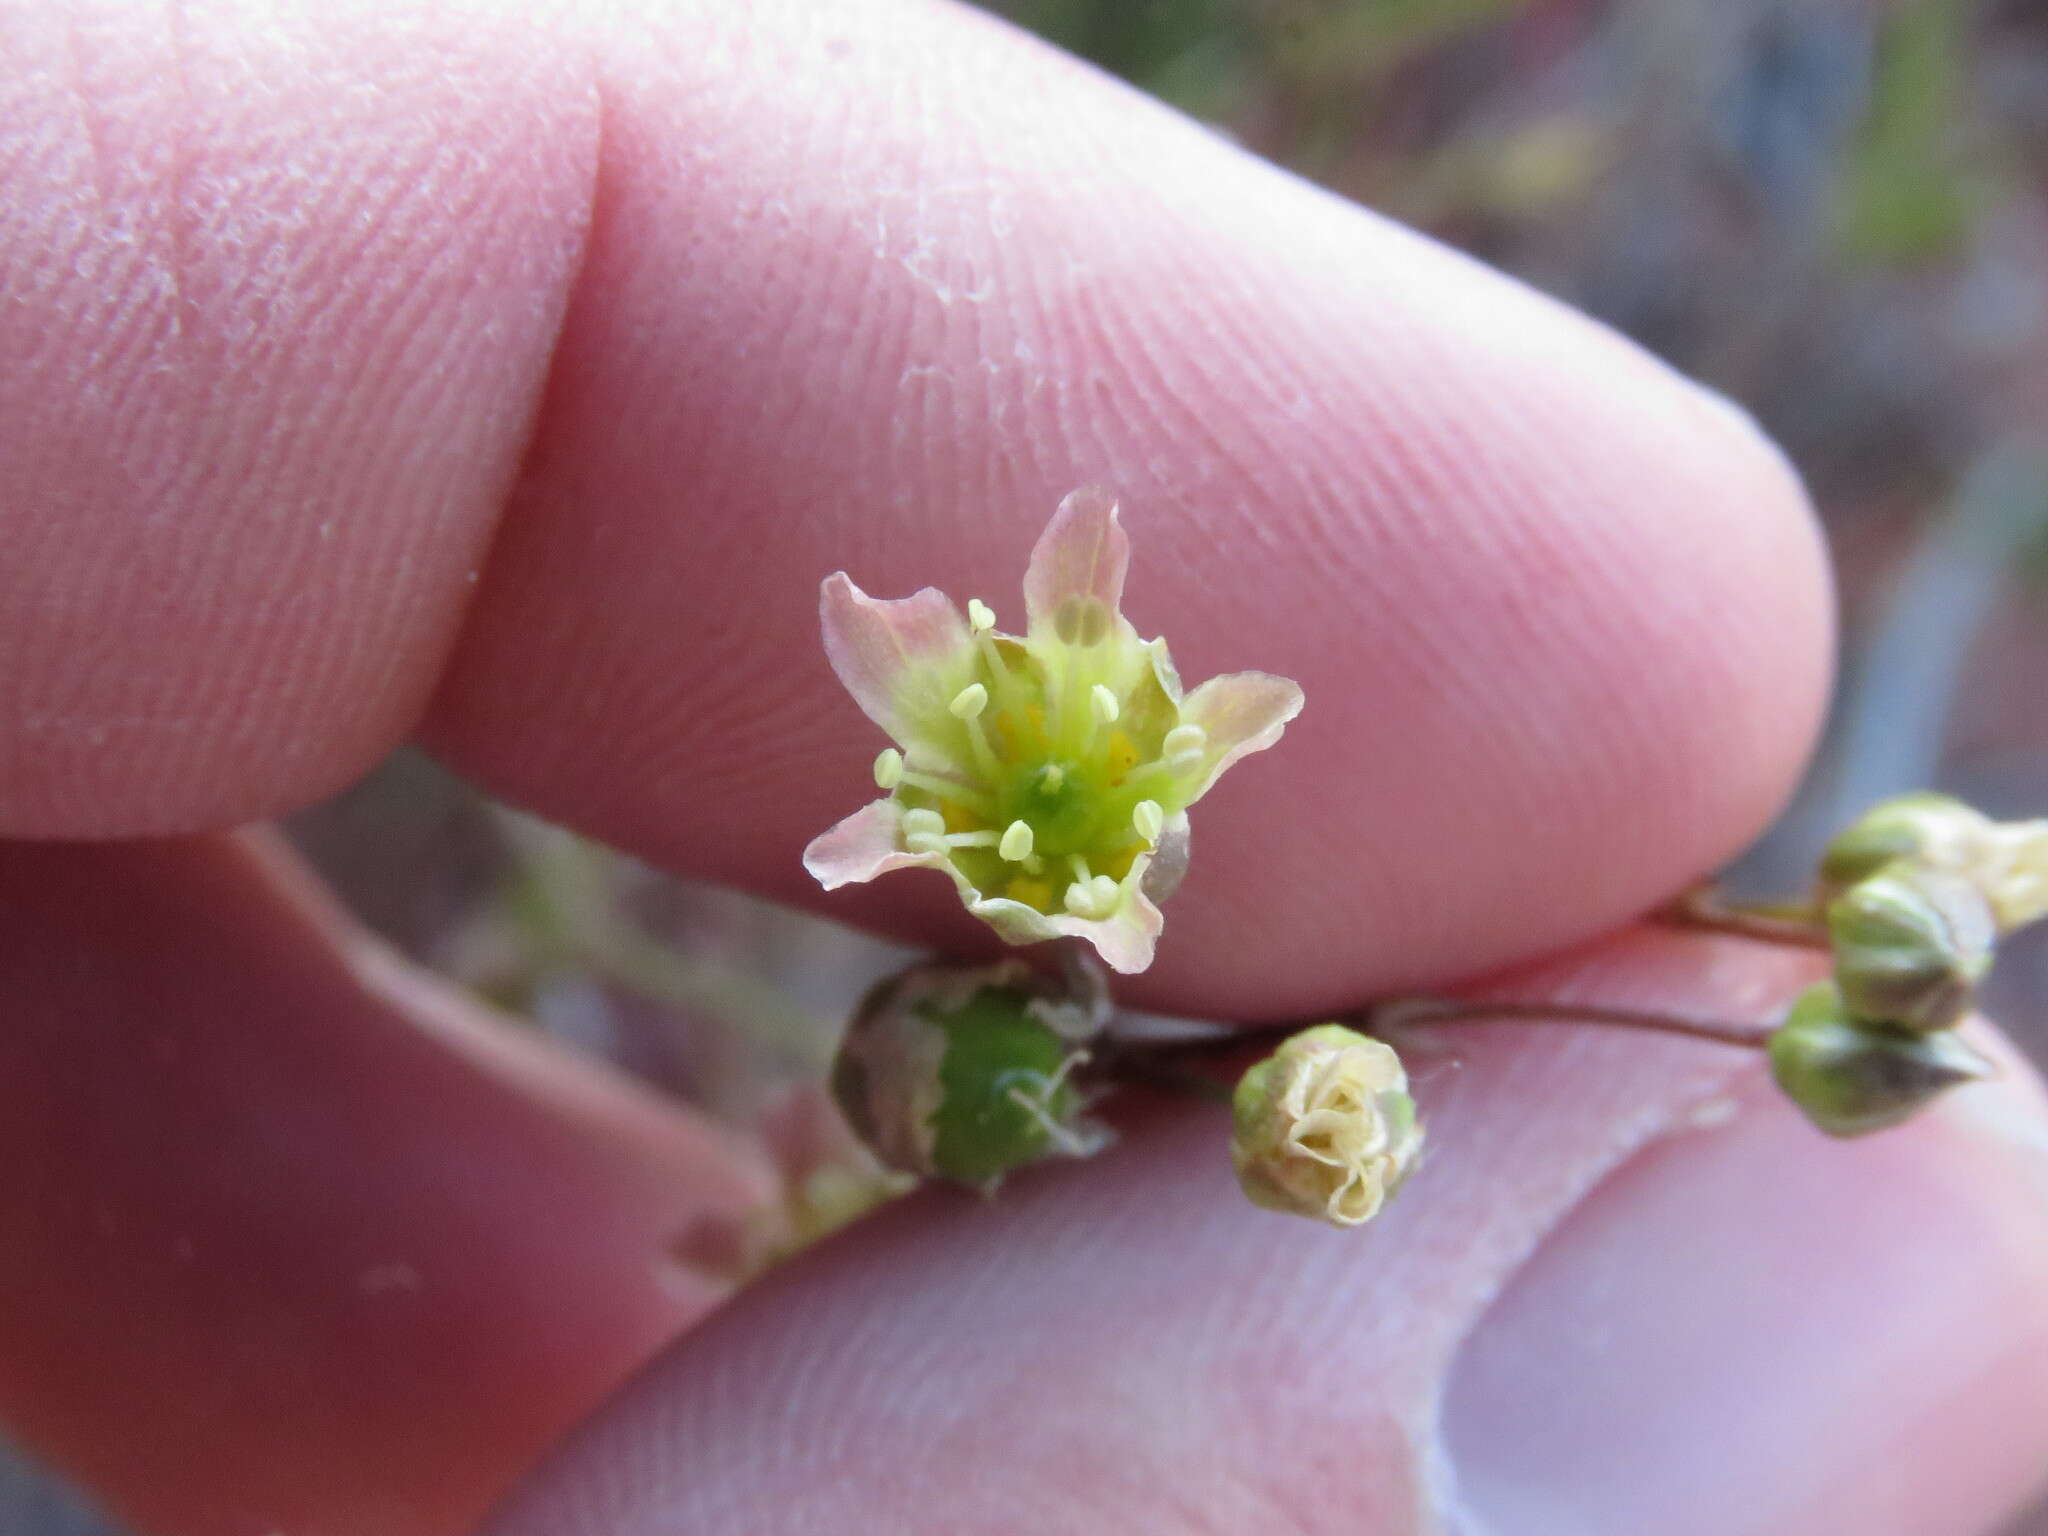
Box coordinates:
[1821,793,2048,936]
[1231,1025,1422,1228]
[804,489,1304,973]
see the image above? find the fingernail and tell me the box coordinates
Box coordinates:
[1441,1077,2048,1535]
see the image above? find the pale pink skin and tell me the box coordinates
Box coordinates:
[3,2,2048,1535]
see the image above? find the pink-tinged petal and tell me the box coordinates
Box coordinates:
[1180,670,1305,803]
[819,573,974,739]
[1022,487,1130,640]
[1056,887,1166,975]
[968,871,1165,975]
[803,800,935,890]
[1140,813,1191,905]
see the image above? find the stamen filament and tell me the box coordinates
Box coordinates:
[944,830,1001,848]
[947,683,1001,779]
[963,714,999,779]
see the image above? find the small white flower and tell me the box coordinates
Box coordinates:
[804,489,1303,973]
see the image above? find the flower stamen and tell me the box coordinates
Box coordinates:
[1162,723,1207,763]
[901,806,950,857]
[1132,799,1164,844]
[1000,820,1036,862]
[873,748,904,790]
[949,682,1000,778]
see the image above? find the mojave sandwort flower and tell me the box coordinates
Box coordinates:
[803,489,1303,973]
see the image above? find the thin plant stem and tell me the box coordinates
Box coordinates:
[1655,886,1829,950]
[1108,994,1777,1080]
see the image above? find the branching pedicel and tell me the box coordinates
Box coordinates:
[806,493,2048,1227]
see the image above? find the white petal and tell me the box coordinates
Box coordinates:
[803,800,939,890]
[1178,671,1305,803]
[820,573,975,740]
[1023,487,1130,640]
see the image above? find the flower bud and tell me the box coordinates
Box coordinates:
[1819,792,2048,935]
[1826,866,1994,1030]
[1230,1025,1422,1228]
[1768,982,1994,1138]
[1818,792,1985,895]
[830,955,1110,1192]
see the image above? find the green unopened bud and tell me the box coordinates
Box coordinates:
[830,955,1110,1192]
[1768,982,1994,1138]
[1230,1025,1422,1228]
[1819,792,2048,935]
[1827,866,1994,1030]
[1818,793,1983,895]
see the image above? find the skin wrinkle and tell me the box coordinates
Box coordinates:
[0,1,605,832]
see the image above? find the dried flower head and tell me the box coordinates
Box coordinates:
[1820,793,2048,936]
[830,955,1112,1192]
[1230,1024,1422,1228]
[804,489,1304,972]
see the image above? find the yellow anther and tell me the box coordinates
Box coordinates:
[1000,820,1035,861]
[949,682,990,719]
[1090,684,1120,725]
[1039,763,1065,792]
[1162,723,1207,759]
[873,748,904,790]
[967,598,996,632]
[1133,799,1164,843]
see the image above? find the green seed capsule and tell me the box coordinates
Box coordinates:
[1826,865,1994,1030]
[831,955,1110,1192]
[1768,983,1993,1138]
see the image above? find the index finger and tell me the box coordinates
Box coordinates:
[0,0,1831,1014]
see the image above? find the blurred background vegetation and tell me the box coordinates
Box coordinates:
[14,0,2048,1528]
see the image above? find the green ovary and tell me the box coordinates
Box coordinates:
[896,626,1191,917]
[923,988,1077,1186]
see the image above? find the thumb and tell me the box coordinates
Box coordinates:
[484,928,2048,1535]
